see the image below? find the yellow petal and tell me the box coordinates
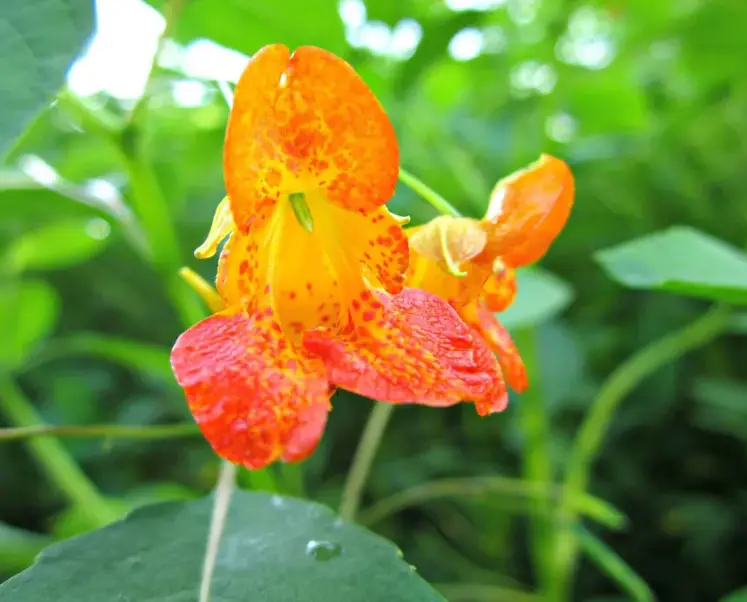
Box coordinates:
[195,196,234,259]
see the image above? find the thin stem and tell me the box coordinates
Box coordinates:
[199,460,237,602]
[359,476,625,529]
[0,379,118,527]
[548,304,731,601]
[398,167,462,218]
[514,328,554,595]
[339,401,395,521]
[0,422,199,442]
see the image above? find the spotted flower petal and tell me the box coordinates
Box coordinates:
[224,44,399,226]
[303,288,507,412]
[482,262,517,313]
[459,300,528,393]
[170,308,330,469]
[481,154,574,267]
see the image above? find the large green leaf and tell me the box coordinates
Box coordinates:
[594,226,747,304]
[0,0,95,154]
[500,267,574,330]
[0,492,446,601]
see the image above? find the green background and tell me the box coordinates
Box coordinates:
[2,0,747,600]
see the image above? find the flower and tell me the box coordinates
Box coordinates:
[170,45,507,470]
[405,154,575,393]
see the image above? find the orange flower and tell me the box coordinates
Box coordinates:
[170,45,506,470]
[405,155,574,393]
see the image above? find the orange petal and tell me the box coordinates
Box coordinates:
[170,308,330,469]
[224,44,290,228]
[277,46,399,212]
[303,288,507,413]
[482,262,517,313]
[459,301,528,393]
[225,44,399,223]
[481,154,574,267]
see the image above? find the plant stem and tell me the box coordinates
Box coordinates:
[398,167,462,218]
[199,460,237,602]
[513,328,554,594]
[548,304,731,601]
[0,379,118,527]
[0,422,199,442]
[339,401,395,521]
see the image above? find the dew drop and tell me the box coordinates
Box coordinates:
[306,539,343,561]
[271,495,284,508]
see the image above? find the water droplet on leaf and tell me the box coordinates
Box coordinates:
[306,539,342,561]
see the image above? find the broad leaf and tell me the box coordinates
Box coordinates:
[595,226,747,304]
[500,267,574,329]
[0,492,446,602]
[5,219,111,273]
[0,0,95,154]
[0,280,59,371]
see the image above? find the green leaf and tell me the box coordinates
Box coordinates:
[5,219,111,273]
[594,226,747,304]
[574,525,655,602]
[500,267,574,329]
[149,0,347,58]
[721,587,747,602]
[0,0,95,154]
[0,492,446,601]
[0,280,59,370]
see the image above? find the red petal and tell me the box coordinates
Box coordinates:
[459,301,528,393]
[170,309,330,469]
[303,288,507,412]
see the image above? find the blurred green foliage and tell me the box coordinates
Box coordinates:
[2,0,747,600]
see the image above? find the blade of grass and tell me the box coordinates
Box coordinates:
[549,304,730,601]
[574,525,655,602]
[359,475,625,529]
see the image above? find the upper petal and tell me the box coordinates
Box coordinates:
[224,44,399,222]
[481,154,574,267]
[170,308,330,469]
[303,288,507,412]
[276,46,399,212]
[224,44,289,228]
